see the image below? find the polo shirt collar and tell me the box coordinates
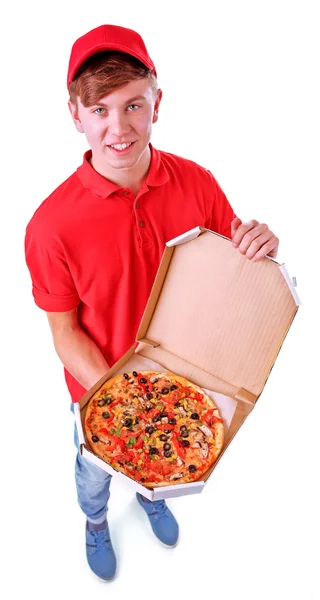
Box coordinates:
[76,144,169,199]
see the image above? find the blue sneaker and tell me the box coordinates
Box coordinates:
[136,492,179,546]
[85,520,116,581]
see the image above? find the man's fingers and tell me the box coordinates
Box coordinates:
[232,220,262,248]
[231,220,279,261]
[252,237,279,261]
[230,217,242,238]
[231,218,279,261]
[237,225,270,257]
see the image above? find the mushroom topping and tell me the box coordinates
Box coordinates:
[191,441,201,449]
[199,441,209,458]
[178,406,187,417]
[198,424,213,439]
[169,472,184,481]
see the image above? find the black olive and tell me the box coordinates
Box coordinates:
[132,371,138,377]
[164,430,172,434]
[191,413,199,420]
[146,392,153,400]
[145,426,154,434]
[152,415,161,423]
[168,417,176,424]
[160,412,168,418]
[163,443,171,451]
[153,378,158,383]
[140,377,147,384]
[135,417,139,424]
[98,398,112,407]
[174,401,181,407]
[161,387,169,395]
[123,373,129,379]
[149,447,158,454]
[188,464,197,473]
[181,430,189,438]
[102,412,110,419]
[159,434,168,442]
[182,439,190,447]
[164,450,173,458]
[180,425,187,431]
[146,405,152,412]
[170,385,178,391]
[124,418,133,427]
[91,436,99,442]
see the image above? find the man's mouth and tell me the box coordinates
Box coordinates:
[108,142,135,151]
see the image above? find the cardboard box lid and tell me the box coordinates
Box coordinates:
[137,228,299,400]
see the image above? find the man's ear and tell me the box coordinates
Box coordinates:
[68,99,85,133]
[152,89,162,124]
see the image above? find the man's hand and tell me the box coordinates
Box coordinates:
[231,217,279,262]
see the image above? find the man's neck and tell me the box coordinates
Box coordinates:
[90,145,151,197]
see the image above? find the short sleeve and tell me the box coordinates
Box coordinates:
[25,219,80,312]
[204,170,237,239]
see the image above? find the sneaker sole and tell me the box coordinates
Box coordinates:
[90,569,117,582]
[157,538,179,549]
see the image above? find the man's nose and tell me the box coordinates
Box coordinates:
[107,111,131,136]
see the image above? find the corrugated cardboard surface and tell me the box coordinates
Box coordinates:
[138,230,298,399]
[75,228,299,499]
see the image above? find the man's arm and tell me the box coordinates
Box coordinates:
[46,309,110,391]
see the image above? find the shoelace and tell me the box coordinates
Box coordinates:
[89,529,112,551]
[148,500,169,519]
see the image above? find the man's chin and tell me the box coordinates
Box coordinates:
[105,157,140,170]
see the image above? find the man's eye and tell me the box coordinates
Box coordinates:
[94,108,105,115]
[127,104,139,111]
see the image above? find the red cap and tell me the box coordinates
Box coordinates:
[67,24,157,87]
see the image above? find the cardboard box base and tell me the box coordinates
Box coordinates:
[75,347,252,500]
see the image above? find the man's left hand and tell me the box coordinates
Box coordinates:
[231,217,279,262]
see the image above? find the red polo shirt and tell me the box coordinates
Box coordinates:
[25,144,236,403]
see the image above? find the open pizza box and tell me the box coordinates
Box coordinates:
[74,227,300,500]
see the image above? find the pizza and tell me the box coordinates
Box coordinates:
[84,371,224,487]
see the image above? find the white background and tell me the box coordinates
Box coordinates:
[1,1,319,599]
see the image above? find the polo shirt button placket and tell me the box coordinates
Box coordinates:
[134,197,148,246]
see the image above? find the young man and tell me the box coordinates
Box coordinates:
[25,24,279,581]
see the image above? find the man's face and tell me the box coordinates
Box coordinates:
[68,78,162,173]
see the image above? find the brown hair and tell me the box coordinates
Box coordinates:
[68,51,158,107]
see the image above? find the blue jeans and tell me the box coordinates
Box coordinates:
[71,404,112,522]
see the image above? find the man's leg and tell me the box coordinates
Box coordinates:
[73,419,116,581]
